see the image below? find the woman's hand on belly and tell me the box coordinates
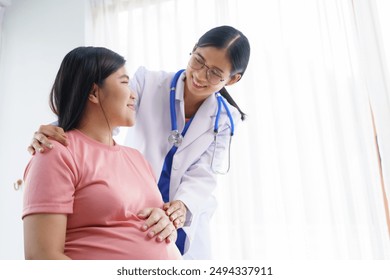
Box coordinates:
[137,208,177,243]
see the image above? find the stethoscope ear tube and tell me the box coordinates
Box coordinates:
[214,92,235,136]
[169,69,185,132]
[168,69,185,147]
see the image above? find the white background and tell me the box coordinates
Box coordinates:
[1,0,390,261]
[0,0,90,259]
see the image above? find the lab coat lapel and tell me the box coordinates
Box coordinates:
[177,94,216,152]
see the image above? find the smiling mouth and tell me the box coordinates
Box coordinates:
[127,104,135,111]
[192,77,207,89]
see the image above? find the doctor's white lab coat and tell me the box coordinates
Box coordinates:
[126,66,241,259]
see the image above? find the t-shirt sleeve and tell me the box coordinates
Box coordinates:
[22,142,79,219]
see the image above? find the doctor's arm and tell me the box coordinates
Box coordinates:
[170,121,237,242]
[173,149,218,227]
[172,133,231,224]
[23,214,71,260]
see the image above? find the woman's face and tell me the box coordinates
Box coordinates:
[98,66,136,127]
[185,46,241,100]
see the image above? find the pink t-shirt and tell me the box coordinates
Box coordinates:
[23,129,181,260]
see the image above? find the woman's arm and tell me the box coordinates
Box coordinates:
[23,214,71,260]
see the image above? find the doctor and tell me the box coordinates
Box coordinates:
[28,25,251,259]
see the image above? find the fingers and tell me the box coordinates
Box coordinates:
[27,145,36,155]
[165,201,180,216]
[143,208,169,236]
[172,216,185,229]
[152,219,176,242]
[165,200,187,229]
[138,208,176,242]
[28,125,68,155]
[33,132,53,151]
[30,138,45,154]
[163,202,170,211]
[157,223,176,243]
[138,207,164,232]
[166,228,178,243]
[137,207,153,229]
[167,208,185,228]
[165,200,186,216]
[38,125,68,146]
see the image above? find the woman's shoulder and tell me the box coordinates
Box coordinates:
[120,145,145,159]
[42,131,81,166]
[24,131,78,180]
[40,131,75,158]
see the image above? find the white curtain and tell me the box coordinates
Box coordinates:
[0,0,11,57]
[89,0,390,259]
[0,8,4,49]
[355,0,390,237]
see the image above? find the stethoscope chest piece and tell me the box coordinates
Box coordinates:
[168,130,183,147]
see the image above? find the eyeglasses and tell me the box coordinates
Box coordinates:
[188,53,225,85]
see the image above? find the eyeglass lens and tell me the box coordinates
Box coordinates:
[189,54,223,85]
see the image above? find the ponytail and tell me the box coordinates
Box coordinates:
[219,87,246,121]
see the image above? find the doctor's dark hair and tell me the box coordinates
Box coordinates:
[193,25,250,120]
[49,46,126,131]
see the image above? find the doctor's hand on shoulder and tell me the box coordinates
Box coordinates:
[27,124,67,154]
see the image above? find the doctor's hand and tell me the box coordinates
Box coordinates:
[163,200,187,229]
[137,208,177,243]
[27,125,68,155]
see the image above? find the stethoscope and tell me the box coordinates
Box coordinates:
[168,69,235,174]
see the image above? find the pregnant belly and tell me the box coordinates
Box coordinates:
[64,219,182,260]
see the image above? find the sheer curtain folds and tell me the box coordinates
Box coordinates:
[89,0,390,259]
[0,0,11,57]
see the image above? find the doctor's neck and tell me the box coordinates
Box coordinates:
[183,83,209,119]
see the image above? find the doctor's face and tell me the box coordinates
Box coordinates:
[185,46,235,100]
[98,66,137,127]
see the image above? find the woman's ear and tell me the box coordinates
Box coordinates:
[225,73,242,86]
[88,84,99,104]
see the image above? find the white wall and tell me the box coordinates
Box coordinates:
[0,0,89,259]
